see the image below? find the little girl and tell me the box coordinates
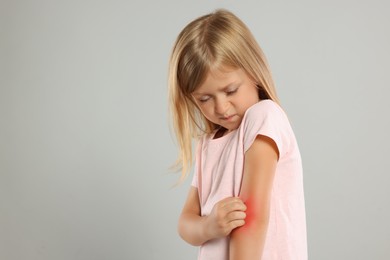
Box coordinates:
[168,9,307,259]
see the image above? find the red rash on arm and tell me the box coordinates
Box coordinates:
[237,196,256,231]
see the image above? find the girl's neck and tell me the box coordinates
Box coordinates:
[213,127,232,139]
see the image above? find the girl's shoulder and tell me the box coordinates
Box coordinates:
[241,100,293,156]
[243,99,287,125]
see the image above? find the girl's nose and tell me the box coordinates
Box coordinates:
[215,97,228,115]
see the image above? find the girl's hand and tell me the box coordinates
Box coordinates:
[205,197,247,239]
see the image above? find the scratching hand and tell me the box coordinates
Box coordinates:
[205,197,247,239]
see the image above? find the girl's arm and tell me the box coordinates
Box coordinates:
[229,135,278,259]
[178,187,246,246]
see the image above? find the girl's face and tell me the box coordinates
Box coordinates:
[192,67,260,133]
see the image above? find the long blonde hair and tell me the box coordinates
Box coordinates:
[168,9,279,182]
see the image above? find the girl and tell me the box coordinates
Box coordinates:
[168,9,307,259]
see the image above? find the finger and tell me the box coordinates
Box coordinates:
[224,200,247,212]
[227,211,246,222]
[228,219,246,231]
[218,196,239,205]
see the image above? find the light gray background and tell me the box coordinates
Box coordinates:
[1,0,389,259]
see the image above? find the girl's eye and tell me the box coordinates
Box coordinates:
[199,96,210,103]
[226,88,238,95]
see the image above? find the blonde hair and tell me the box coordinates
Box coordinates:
[168,9,279,182]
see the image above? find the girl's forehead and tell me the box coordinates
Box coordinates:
[193,67,244,94]
[203,65,239,83]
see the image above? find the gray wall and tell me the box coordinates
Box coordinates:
[1,0,389,259]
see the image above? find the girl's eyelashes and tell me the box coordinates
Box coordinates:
[199,96,211,103]
[226,88,238,95]
[198,88,238,103]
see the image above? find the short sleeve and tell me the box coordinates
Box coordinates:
[191,138,203,188]
[191,163,198,188]
[242,100,290,158]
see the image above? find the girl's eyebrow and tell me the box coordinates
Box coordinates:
[193,82,238,96]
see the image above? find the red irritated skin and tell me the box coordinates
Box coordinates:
[236,196,257,232]
[229,135,278,260]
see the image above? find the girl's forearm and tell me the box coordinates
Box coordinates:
[178,213,211,246]
[229,219,269,259]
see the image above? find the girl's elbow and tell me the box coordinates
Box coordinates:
[177,217,186,241]
[177,216,202,246]
[177,230,203,246]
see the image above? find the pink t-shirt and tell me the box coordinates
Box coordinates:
[191,100,307,260]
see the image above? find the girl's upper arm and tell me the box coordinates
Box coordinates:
[229,134,278,259]
[240,134,278,223]
[181,186,201,216]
